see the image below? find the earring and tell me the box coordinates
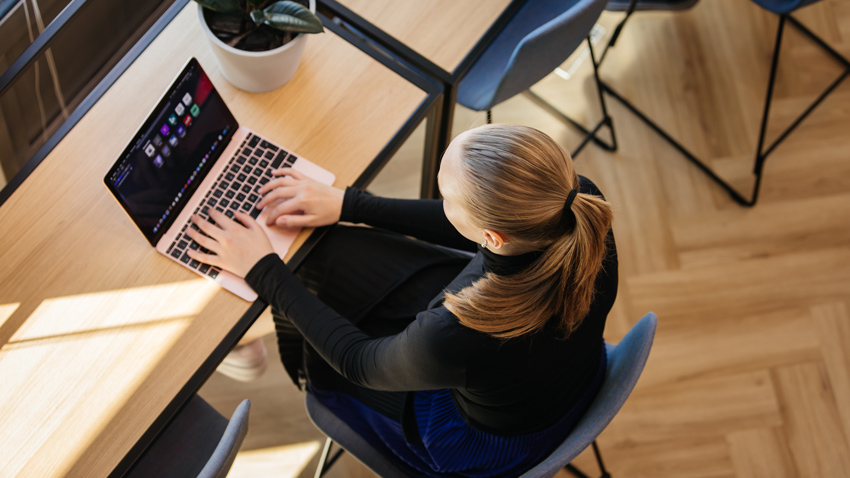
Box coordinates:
[481,240,487,249]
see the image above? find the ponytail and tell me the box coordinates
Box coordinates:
[443,125,613,339]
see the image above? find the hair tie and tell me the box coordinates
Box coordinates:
[564,188,578,210]
[562,188,578,230]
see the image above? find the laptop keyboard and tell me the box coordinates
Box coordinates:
[165,133,297,278]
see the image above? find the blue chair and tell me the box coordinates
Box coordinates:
[126,396,251,478]
[307,312,658,478]
[455,0,615,158]
[599,0,850,206]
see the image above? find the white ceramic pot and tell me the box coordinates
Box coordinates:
[197,0,315,93]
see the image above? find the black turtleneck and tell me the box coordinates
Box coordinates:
[245,177,618,435]
[479,245,542,276]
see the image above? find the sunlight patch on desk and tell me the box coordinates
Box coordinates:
[0,314,192,477]
[5,279,218,343]
[0,303,20,329]
[228,440,322,478]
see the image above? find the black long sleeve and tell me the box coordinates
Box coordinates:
[340,187,476,252]
[245,254,469,391]
[245,177,617,435]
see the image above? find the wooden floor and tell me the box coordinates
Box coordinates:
[200,1,850,476]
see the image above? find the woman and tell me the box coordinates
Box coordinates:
[186,124,618,477]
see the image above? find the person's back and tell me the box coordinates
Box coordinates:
[417,174,618,437]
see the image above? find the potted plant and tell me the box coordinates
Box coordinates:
[195,0,324,93]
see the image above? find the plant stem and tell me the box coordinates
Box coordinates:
[227,25,260,47]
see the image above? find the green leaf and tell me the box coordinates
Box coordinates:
[250,9,268,24]
[193,0,241,14]
[257,1,324,34]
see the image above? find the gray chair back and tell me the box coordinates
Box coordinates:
[126,396,250,478]
[198,398,251,478]
[457,0,609,111]
[519,312,657,477]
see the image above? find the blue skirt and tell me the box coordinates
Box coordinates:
[311,347,607,477]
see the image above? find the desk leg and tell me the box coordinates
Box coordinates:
[438,82,457,154]
[421,88,448,199]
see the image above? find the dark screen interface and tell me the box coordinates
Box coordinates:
[108,60,236,244]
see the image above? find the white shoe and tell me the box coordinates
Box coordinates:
[217,338,268,382]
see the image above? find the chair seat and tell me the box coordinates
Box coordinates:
[749,0,821,14]
[605,0,699,12]
[307,313,658,478]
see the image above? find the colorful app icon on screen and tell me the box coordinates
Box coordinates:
[153,155,164,168]
[177,125,186,138]
[182,92,192,106]
[168,114,177,126]
[160,124,169,136]
[144,143,156,157]
[152,135,163,147]
[169,135,178,147]
[175,103,185,116]
[183,115,192,127]
[162,145,171,157]
[190,104,200,117]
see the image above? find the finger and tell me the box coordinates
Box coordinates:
[257,185,298,209]
[186,248,222,268]
[208,208,237,231]
[259,175,299,195]
[185,227,219,253]
[193,213,224,238]
[272,167,304,180]
[233,211,257,229]
[266,199,304,225]
[275,214,315,229]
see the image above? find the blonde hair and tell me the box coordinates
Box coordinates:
[444,125,613,339]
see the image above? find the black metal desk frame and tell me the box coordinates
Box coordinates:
[0,2,442,475]
[318,0,528,199]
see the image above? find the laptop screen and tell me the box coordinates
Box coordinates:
[105,58,237,246]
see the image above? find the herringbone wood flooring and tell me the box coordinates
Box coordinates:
[200,1,850,476]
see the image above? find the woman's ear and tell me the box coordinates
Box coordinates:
[483,229,509,250]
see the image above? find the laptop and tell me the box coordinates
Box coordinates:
[104,58,335,301]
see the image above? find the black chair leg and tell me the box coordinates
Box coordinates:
[598,13,850,207]
[314,438,345,478]
[564,440,612,478]
[524,35,618,158]
[597,0,638,67]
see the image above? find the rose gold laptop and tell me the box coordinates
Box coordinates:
[104,58,334,301]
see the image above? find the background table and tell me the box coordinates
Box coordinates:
[0,2,439,477]
[319,0,524,197]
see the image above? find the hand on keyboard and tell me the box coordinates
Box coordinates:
[185,209,274,278]
[257,167,344,228]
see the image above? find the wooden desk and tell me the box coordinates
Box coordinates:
[319,0,525,197]
[0,2,437,477]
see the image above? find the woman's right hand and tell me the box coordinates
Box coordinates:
[257,167,345,228]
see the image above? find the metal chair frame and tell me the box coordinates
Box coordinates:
[313,436,612,478]
[597,1,850,206]
[487,35,618,159]
[314,438,345,478]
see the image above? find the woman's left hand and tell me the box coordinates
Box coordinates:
[185,209,274,278]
